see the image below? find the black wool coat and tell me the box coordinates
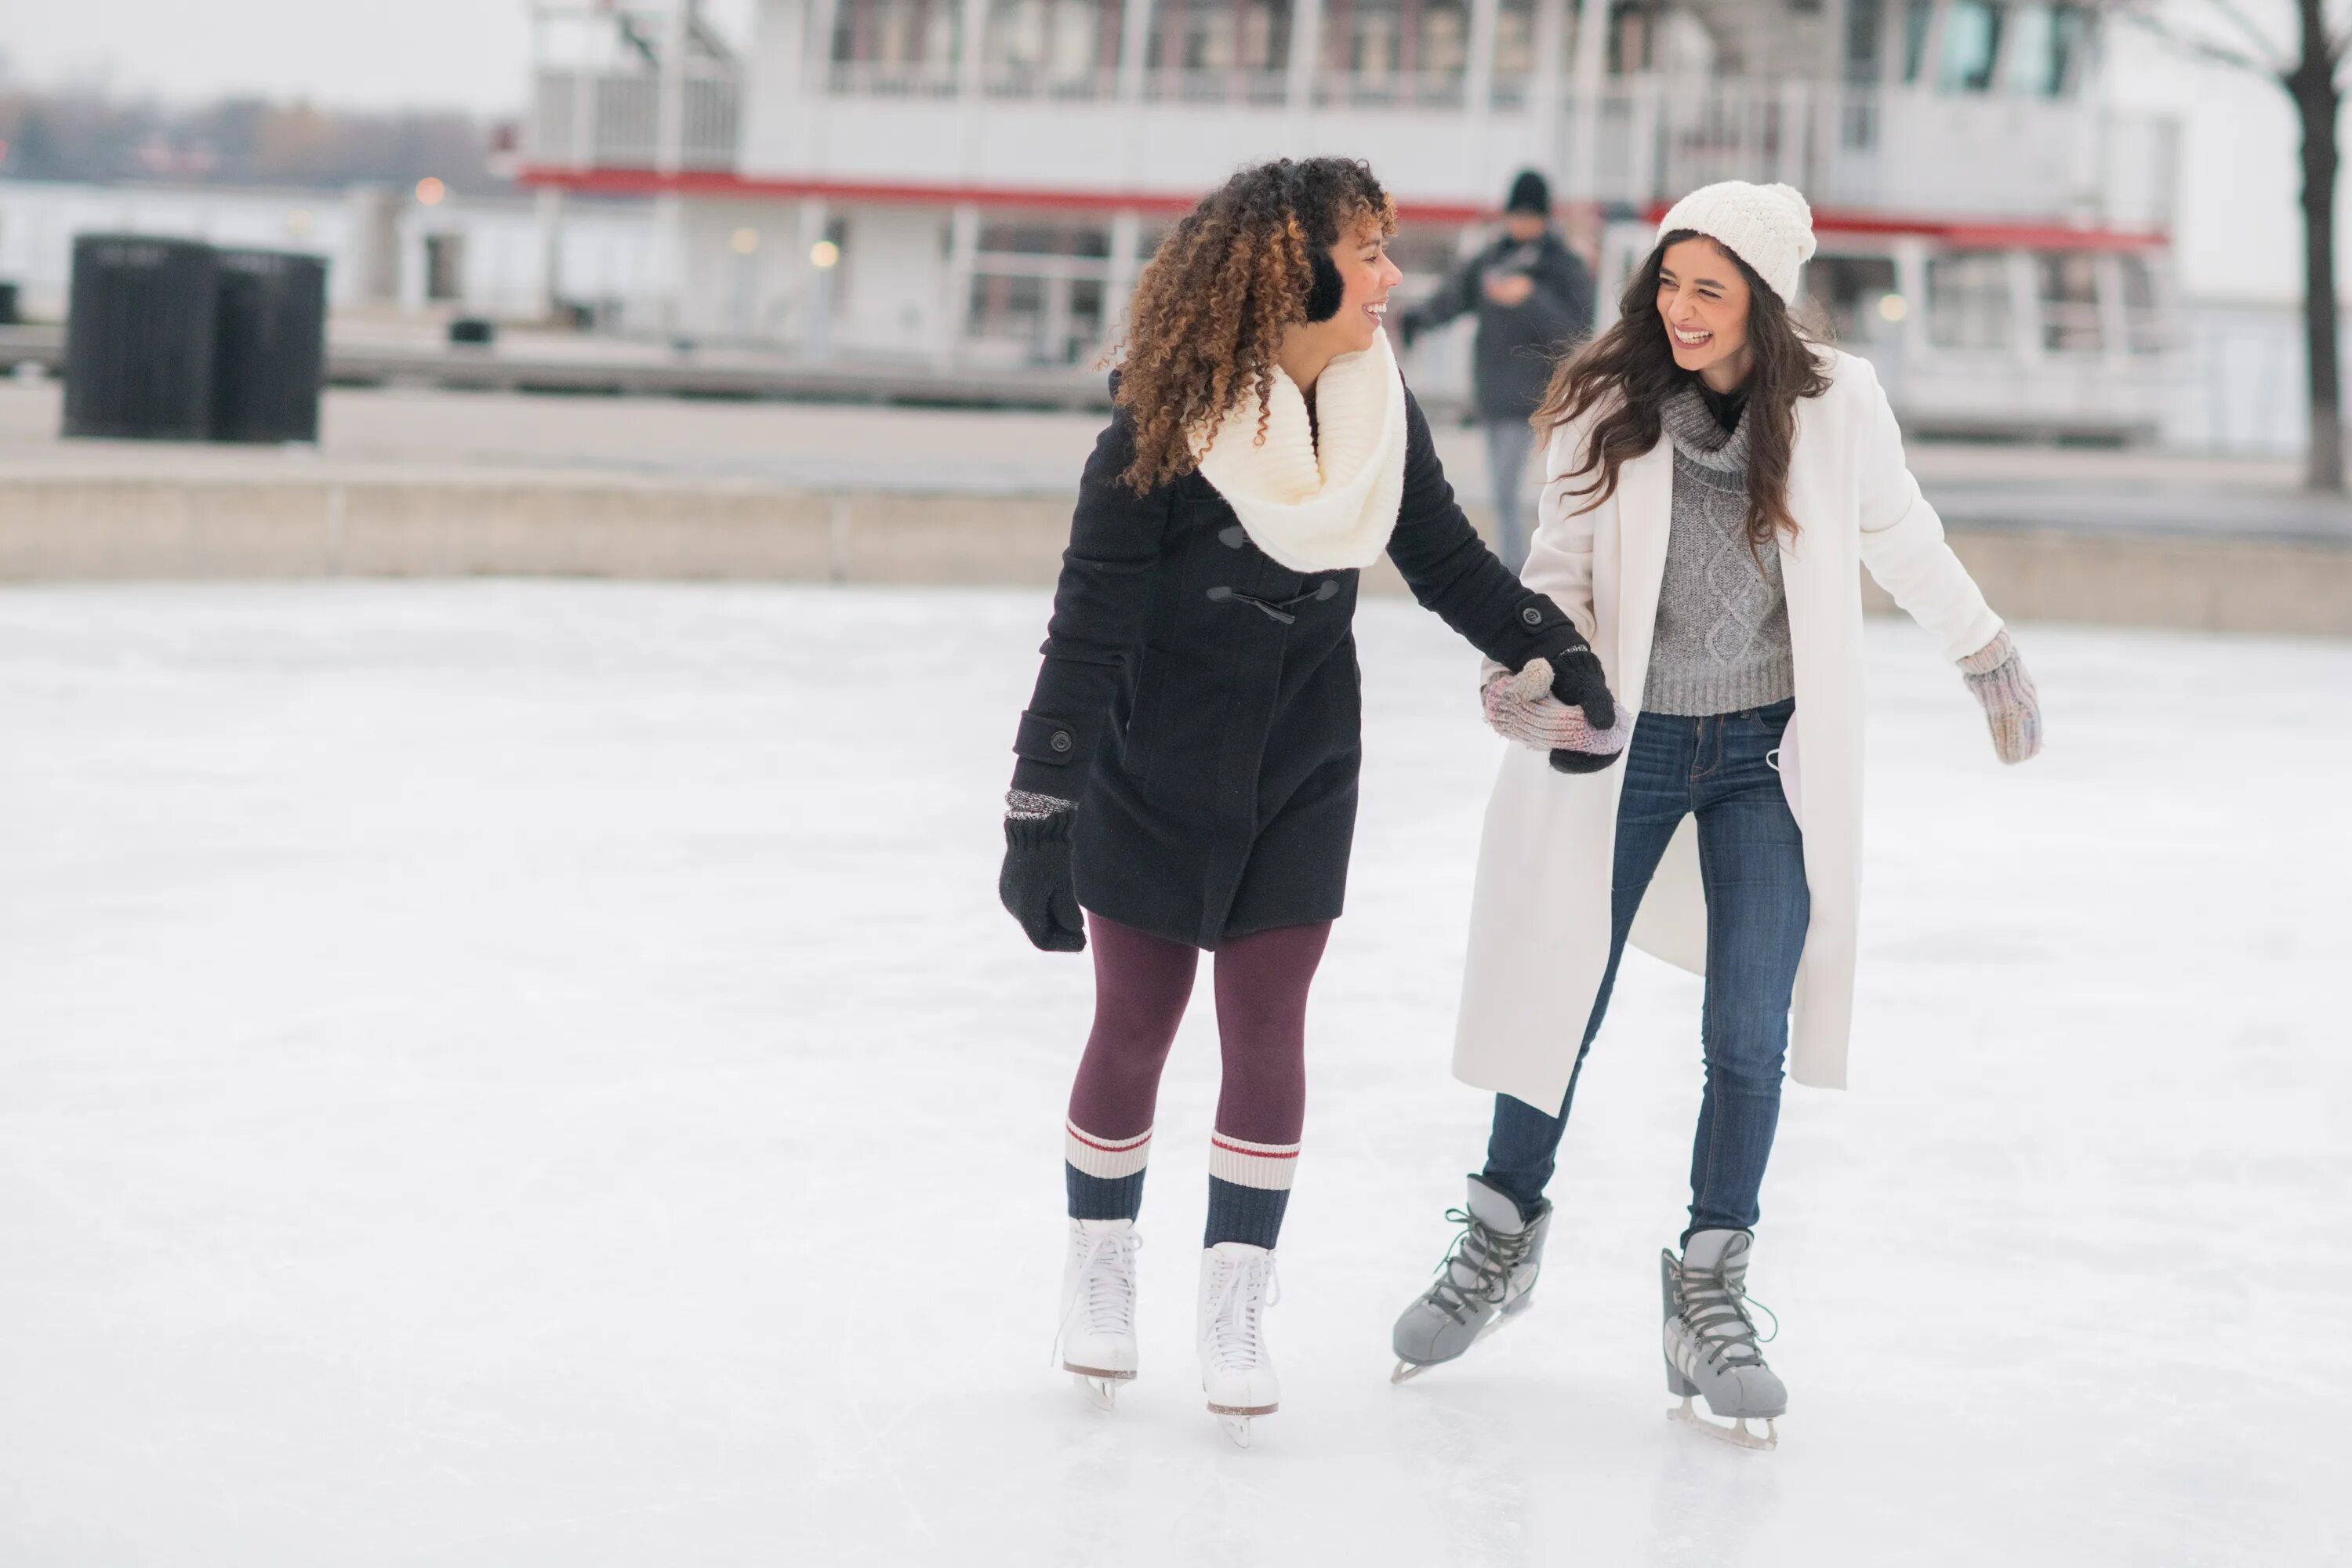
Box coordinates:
[1008,382,1581,950]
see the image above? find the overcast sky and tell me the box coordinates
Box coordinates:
[5,2,557,114]
[0,0,2321,299]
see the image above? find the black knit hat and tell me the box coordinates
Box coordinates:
[1505,169,1551,216]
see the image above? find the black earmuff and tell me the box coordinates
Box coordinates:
[1282,161,1346,324]
[1304,248,1345,324]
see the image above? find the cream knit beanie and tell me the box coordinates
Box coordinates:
[1655,181,1817,303]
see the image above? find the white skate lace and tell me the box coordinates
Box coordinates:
[1675,1254,1779,1371]
[1205,1251,1279,1369]
[1053,1225,1141,1363]
[1426,1207,1535,1324]
[1079,1227,1141,1336]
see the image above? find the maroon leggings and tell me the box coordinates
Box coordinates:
[1066,913,1330,1146]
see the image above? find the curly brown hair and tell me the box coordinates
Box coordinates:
[1112,158,1397,493]
[1534,230,1832,558]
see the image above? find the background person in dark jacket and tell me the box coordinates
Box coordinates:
[1399,169,1597,572]
[996,157,1625,1445]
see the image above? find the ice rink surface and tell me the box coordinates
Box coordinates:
[0,582,2343,1566]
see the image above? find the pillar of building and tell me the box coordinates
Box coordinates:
[1118,0,1153,100]
[939,201,983,367]
[1465,0,1501,120]
[958,0,993,97]
[534,184,567,321]
[1287,0,1327,114]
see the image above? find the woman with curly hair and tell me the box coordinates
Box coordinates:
[997,156,1625,1444]
[1385,183,2043,1449]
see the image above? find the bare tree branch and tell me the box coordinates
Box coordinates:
[2123,5,2288,75]
[2201,0,2296,62]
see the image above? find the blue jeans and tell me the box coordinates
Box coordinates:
[1483,699,1809,1241]
[1483,419,1536,575]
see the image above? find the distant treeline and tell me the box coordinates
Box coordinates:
[0,85,508,193]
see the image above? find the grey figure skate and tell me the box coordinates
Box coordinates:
[1390,1175,1552,1383]
[1661,1228,1785,1449]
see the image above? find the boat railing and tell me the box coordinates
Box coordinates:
[529,66,744,169]
[525,59,2177,230]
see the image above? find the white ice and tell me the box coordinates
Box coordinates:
[0,582,2342,1566]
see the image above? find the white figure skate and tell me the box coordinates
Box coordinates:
[1058,1218,1142,1410]
[1196,1242,1279,1446]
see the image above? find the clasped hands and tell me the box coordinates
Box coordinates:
[1481,648,1632,774]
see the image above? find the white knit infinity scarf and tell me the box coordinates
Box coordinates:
[1189,328,1408,573]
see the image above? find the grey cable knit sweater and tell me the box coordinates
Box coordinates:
[1642,387,1795,717]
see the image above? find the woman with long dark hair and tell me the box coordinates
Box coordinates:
[1387,183,2043,1448]
[996,157,1624,1445]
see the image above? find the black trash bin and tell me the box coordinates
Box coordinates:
[212,248,328,443]
[63,234,219,441]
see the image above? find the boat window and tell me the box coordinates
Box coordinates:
[982,0,1123,96]
[1146,0,1294,102]
[1318,0,1475,108]
[969,221,1116,366]
[2049,5,2089,95]
[1846,0,1885,82]
[1806,255,1902,346]
[1492,0,1536,106]
[1901,0,1934,81]
[2001,2,2080,95]
[2037,252,2103,352]
[1936,0,2002,92]
[2117,253,2168,354]
[831,0,964,85]
[1926,251,2013,350]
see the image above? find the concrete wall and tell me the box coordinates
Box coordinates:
[5,474,2345,637]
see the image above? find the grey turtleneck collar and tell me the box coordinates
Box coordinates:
[1659,385,1750,478]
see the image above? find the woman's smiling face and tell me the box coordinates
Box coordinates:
[1324,220,1404,354]
[1656,236,1755,387]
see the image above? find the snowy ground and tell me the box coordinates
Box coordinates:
[0,583,2343,1566]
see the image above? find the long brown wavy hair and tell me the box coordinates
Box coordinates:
[1112,158,1398,493]
[1534,230,1831,555]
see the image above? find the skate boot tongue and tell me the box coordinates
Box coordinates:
[1680,1229,1748,1275]
[1464,1175,1530,1236]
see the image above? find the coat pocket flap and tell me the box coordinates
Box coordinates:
[1013,709,1082,766]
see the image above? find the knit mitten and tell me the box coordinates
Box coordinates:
[1958,630,2042,765]
[1542,641,1617,731]
[1001,793,1085,953]
[1482,659,1632,773]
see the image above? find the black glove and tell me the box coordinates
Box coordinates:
[1000,811,1085,953]
[1543,641,1624,775]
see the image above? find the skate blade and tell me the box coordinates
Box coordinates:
[1390,1359,1427,1385]
[1071,1372,1127,1410]
[1668,1396,1779,1451]
[1218,1414,1256,1448]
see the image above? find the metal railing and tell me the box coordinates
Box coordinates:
[525,61,2177,231]
[825,60,964,98]
[530,67,742,168]
[1141,67,1290,104]
[1313,67,1468,110]
[981,63,1123,100]
[1561,78,2176,229]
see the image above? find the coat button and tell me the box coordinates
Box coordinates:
[1520,606,1544,626]
[1312,580,1340,601]
[1050,730,1073,753]
[1219,524,1247,549]
[1207,586,1234,603]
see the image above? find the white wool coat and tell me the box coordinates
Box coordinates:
[1454,350,2002,1109]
